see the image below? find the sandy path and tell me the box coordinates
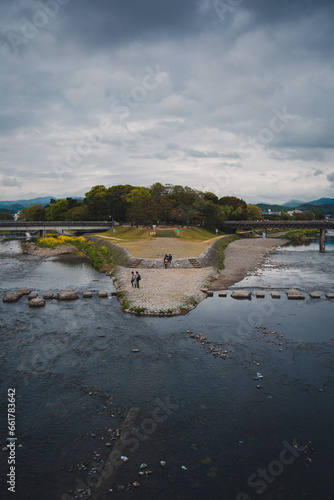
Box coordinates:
[210,237,288,290]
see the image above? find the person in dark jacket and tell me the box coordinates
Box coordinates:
[135,271,141,288]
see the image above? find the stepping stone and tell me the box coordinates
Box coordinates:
[231,291,251,299]
[29,297,45,308]
[218,291,227,297]
[98,291,108,298]
[309,292,321,298]
[287,289,305,300]
[271,292,281,299]
[256,292,265,298]
[111,291,118,296]
[83,291,92,298]
[17,287,31,295]
[55,291,79,300]
[325,293,334,299]
[43,292,54,299]
[206,291,213,297]
[28,292,38,300]
[3,293,20,303]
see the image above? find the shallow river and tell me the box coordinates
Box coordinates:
[0,235,333,500]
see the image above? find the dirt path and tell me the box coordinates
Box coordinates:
[209,237,288,290]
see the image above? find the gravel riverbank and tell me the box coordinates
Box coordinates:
[210,237,288,290]
[23,242,79,257]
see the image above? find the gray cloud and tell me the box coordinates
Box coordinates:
[0,0,333,203]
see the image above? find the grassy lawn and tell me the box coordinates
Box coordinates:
[99,226,225,241]
[94,226,229,258]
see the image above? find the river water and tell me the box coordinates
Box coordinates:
[0,235,333,500]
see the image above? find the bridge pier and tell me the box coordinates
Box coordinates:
[262,228,267,238]
[320,229,326,252]
[39,230,46,238]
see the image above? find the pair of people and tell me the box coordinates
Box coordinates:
[164,253,172,268]
[131,271,141,288]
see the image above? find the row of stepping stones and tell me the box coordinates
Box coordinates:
[216,289,334,300]
[3,288,116,307]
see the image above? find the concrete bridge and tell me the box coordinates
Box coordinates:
[0,221,111,238]
[225,220,334,252]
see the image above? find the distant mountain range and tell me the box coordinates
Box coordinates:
[0,197,55,214]
[0,196,82,214]
[257,197,334,216]
[282,198,334,208]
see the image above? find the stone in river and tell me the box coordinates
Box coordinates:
[256,291,265,298]
[271,292,281,299]
[325,293,334,299]
[3,293,20,303]
[98,291,108,298]
[55,291,79,300]
[29,298,45,308]
[17,287,31,295]
[286,288,305,300]
[43,292,54,299]
[83,291,93,298]
[28,292,38,300]
[309,292,321,298]
[218,291,227,297]
[231,291,251,299]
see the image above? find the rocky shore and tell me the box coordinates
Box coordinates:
[23,242,78,257]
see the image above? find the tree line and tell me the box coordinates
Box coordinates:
[15,183,263,230]
[5,182,322,228]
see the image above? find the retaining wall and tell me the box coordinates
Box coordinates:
[84,235,134,267]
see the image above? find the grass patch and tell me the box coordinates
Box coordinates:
[153,230,177,238]
[130,306,146,314]
[121,300,130,310]
[218,235,239,270]
[98,226,226,242]
[35,235,114,272]
[286,229,320,241]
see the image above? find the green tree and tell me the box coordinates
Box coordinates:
[0,212,13,220]
[84,185,109,220]
[247,204,263,220]
[45,199,70,221]
[126,187,152,225]
[19,204,45,221]
[219,196,248,220]
[280,212,292,220]
[106,185,133,222]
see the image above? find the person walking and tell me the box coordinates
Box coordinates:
[164,255,168,268]
[131,271,135,287]
[168,253,172,263]
[135,271,141,288]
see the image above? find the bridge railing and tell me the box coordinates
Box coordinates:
[224,220,332,228]
[0,221,111,227]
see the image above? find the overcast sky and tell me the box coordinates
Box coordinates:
[1,0,334,204]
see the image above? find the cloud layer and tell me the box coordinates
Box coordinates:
[1,0,334,203]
